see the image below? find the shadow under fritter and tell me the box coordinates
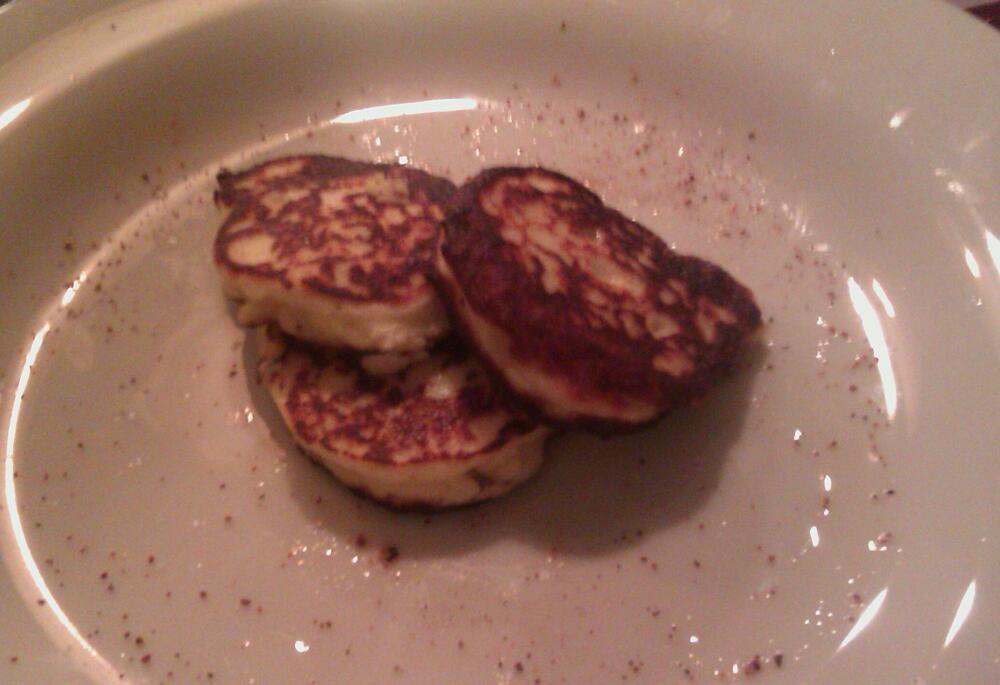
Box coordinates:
[243,327,764,559]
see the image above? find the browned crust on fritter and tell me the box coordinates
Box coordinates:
[259,329,538,466]
[214,155,456,304]
[437,166,762,427]
[433,264,657,435]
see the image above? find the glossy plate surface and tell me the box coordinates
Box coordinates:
[1,1,998,683]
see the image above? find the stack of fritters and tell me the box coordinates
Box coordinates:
[215,157,761,508]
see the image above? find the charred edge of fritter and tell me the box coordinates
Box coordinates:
[425,259,569,423]
[430,257,648,435]
[668,252,763,334]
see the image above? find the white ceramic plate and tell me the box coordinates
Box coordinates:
[1,1,998,683]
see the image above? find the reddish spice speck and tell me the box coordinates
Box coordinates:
[147,555,155,564]
[140,654,151,665]
[380,546,400,564]
[773,653,784,667]
[240,598,252,607]
[224,515,233,524]
[515,662,525,673]
[355,534,367,547]
[199,591,207,599]
[36,599,46,606]
[10,656,18,663]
